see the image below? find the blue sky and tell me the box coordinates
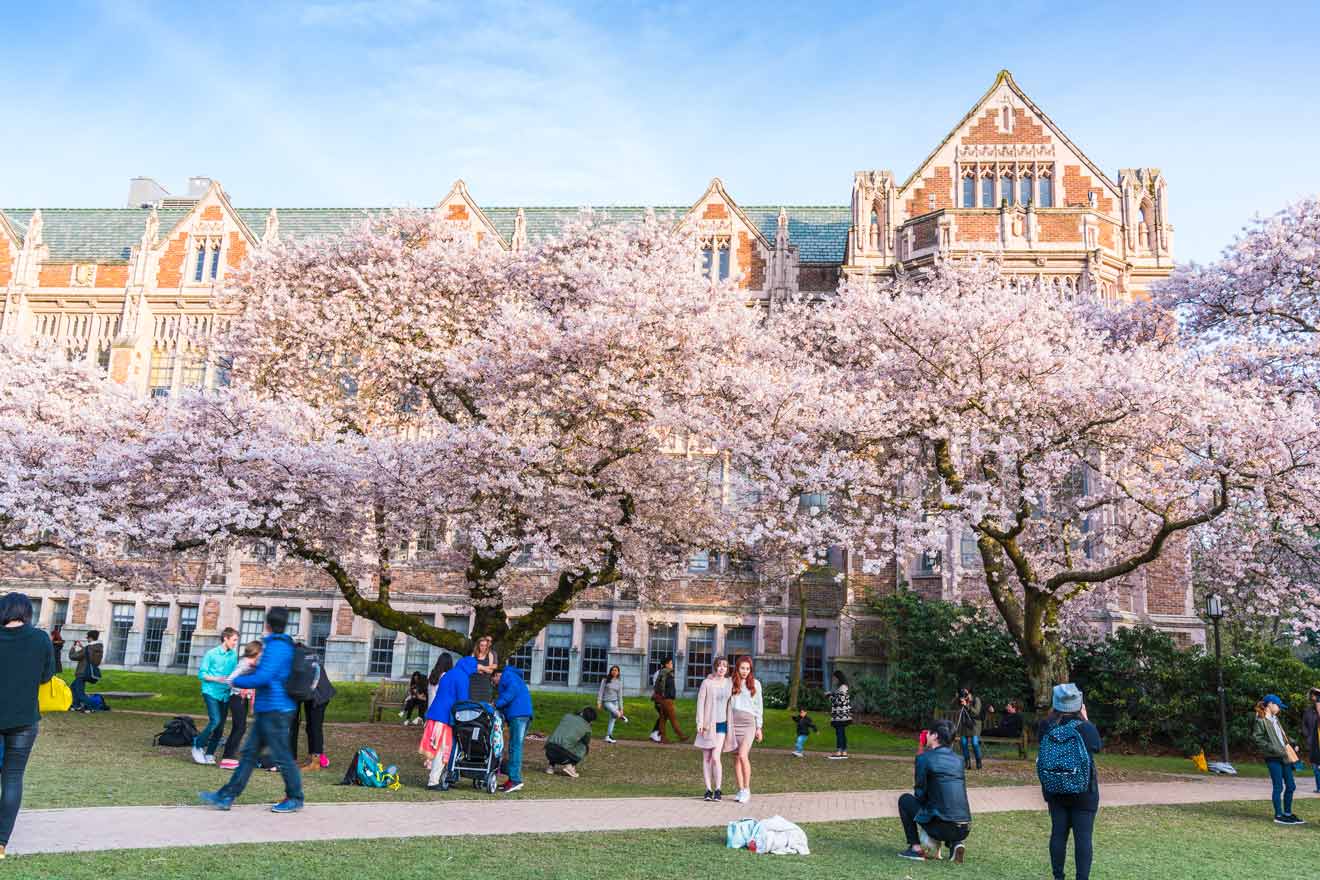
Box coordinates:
[2,0,1317,263]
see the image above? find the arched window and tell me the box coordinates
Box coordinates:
[1020,174,1033,206]
[1000,173,1013,206]
[1038,175,1054,207]
[981,176,994,208]
[962,175,976,208]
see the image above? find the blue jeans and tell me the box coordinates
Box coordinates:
[961,735,982,765]
[71,677,89,710]
[1311,763,1320,792]
[1266,758,1296,816]
[216,710,303,804]
[794,734,807,752]
[0,724,38,847]
[194,695,230,754]
[505,716,529,784]
[602,701,622,737]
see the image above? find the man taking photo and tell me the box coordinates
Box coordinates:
[897,719,971,863]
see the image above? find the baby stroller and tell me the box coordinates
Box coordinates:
[436,700,505,793]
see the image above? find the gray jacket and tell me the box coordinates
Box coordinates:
[597,677,623,705]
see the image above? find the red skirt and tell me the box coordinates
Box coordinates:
[419,720,454,765]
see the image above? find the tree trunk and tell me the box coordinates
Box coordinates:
[787,576,809,712]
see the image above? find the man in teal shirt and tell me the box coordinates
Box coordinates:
[193,627,239,765]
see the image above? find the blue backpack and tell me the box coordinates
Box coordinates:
[340,747,400,790]
[1036,720,1091,795]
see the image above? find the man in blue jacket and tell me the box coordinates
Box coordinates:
[492,665,533,793]
[199,607,304,814]
[424,655,478,790]
[897,719,971,863]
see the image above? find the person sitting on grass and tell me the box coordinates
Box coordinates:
[982,700,1024,738]
[793,708,818,758]
[897,719,971,863]
[545,707,597,779]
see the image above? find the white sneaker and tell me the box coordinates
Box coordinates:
[605,736,617,743]
[204,754,217,765]
[649,731,661,743]
[620,716,629,724]
[190,746,206,765]
[792,751,804,758]
[413,717,423,726]
[563,765,579,778]
[397,710,406,718]
[734,788,748,803]
[545,765,556,775]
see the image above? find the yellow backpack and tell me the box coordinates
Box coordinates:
[39,677,73,714]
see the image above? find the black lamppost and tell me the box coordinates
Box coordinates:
[1206,593,1233,768]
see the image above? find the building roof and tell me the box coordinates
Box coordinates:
[2,204,851,265]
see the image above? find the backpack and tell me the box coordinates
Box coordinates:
[339,747,401,790]
[85,693,110,712]
[285,645,320,703]
[1036,720,1092,795]
[153,715,198,746]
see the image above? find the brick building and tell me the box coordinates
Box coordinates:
[0,72,1197,690]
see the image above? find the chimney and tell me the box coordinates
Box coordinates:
[186,176,214,198]
[127,177,170,209]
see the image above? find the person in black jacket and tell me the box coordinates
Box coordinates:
[0,592,55,860]
[897,719,971,863]
[1301,688,1320,793]
[649,657,684,744]
[982,700,1024,738]
[1037,684,1103,880]
[288,645,336,772]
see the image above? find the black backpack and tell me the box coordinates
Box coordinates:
[286,644,321,703]
[153,715,200,747]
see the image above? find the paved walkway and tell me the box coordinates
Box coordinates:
[10,777,1281,856]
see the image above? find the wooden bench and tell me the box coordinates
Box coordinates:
[369,679,411,722]
[933,709,1032,759]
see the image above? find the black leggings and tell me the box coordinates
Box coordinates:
[1,725,38,847]
[832,720,849,751]
[1048,802,1096,880]
[898,793,969,847]
[221,696,249,760]
[290,700,327,759]
[403,696,427,720]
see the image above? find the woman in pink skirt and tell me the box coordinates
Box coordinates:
[693,656,732,801]
[727,655,764,804]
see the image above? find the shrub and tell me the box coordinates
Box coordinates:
[763,681,828,712]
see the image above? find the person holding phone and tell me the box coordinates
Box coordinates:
[67,630,103,712]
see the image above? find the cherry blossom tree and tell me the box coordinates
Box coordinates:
[71,211,760,657]
[733,262,1314,708]
[1158,197,1320,640]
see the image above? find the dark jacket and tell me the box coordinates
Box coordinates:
[795,713,819,736]
[0,624,56,730]
[954,695,983,738]
[231,633,295,714]
[829,685,853,724]
[1302,707,1320,764]
[311,666,336,707]
[654,668,676,701]
[70,641,103,679]
[495,666,533,720]
[912,745,972,824]
[1037,719,1103,810]
[983,712,1024,739]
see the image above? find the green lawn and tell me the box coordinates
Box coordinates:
[62,668,915,754]
[3,800,1304,879]
[25,711,1177,809]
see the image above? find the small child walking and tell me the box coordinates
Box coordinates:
[793,708,817,757]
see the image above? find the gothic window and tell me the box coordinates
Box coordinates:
[1000,173,1013,206]
[192,238,222,283]
[962,175,976,208]
[981,176,994,208]
[701,237,731,281]
[209,242,222,280]
[149,349,174,398]
[193,243,207,283]
[1039,175,1054,208]
[180,352,206,389]
[1020,174,1033,206]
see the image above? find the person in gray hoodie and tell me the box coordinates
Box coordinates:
[596,665,628,743]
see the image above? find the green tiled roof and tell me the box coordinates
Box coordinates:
[2,204,851,265]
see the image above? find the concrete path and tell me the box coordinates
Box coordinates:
[9,777,1280,856]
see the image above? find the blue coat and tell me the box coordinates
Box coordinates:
[231,633,295,714]
[425,656,478,724]
[495,666,533,720]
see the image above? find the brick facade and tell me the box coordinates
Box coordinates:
[0,70,1199,685]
